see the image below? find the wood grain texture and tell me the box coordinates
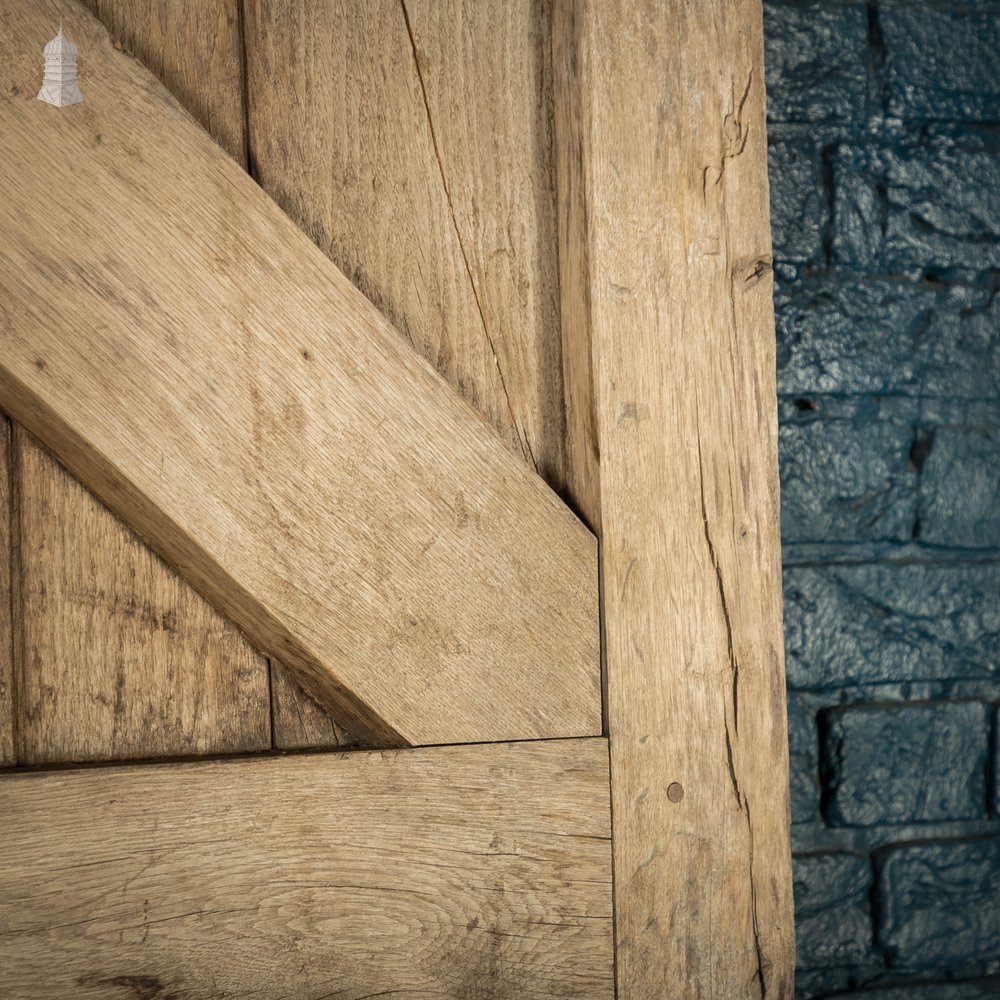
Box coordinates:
[244,0,565,486]
[0,0,600,748]
[552,0,600,530]
[246,0,571,747]
[268,659,359,751]
[4,0,280,765]
[0,739,614,999]
[76,0,341,760]
[0,415,12,766]
[13,428,272,765]
[553,0,796,995]
[77,0,246,166]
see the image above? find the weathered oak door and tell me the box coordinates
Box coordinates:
[0,1,793,996]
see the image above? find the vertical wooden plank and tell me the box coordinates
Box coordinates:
[16,431,272,765]
[554,0,795,995]
[0,415,12,766]
[399,0,566,487]
[244,0,568,747]
[78,0,247,166]
[552,0,600,529]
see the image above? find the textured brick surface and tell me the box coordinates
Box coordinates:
[881,4,1000,122]
[774,273,1000,399]
[821,702,990,826]
[764,0,1000,994]
[763,0,869,126]
[779,396,917,544]
[769,143,824,264]
[831,139,1000,279]
[794,853,874,970]
[784,563,1000,691]
[835,982,1000,1000]
[788,690,821,826]
[993,705,999,817]
[878,839,1000,973]
[918,426,1000,549]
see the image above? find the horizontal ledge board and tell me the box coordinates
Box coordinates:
[0,738,614,999]
[0,0,600,747]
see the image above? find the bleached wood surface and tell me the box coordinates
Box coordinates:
[244,0,572,745]
[0,416,12,766]
[0,0,600,748]
[244,0,567,488]
[7,0,288,765]
[13,427,272,765]
[0,739,614,999]
[553,0,796,995]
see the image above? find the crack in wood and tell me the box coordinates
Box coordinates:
[695,412,770,998]
[398,0,536,472]
[702,69,754,197]
[745,800,768,999]
[695,418,742,737]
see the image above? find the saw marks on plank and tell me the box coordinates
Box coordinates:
[0,739,614,1000]
[13,428,272,765]
[244,0,566,487]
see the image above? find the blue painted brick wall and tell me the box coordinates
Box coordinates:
[764,0,1000,995]
[821,701,990,826]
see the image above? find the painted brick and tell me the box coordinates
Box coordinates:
[783,562,1000,690]
[765,0,1000,991]
[993,705,1000,817]
[919,282,1000,400]
[821,701,990,826]
[918,426,1000,549]
[829,144,888,271]
[881,3,1000,122]
[778,397,917,544]
[763,0,869,126]
[774,273,1000,400]
[831,137,1000,280]
[788,690,821,826]
[769,141,824,264]
[878,839,1000,974]
[794,852,874,970]
[834,981,1000,1000]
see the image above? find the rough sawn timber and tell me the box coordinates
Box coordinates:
[0,0,600,748]
[80,0,347,753]
[0,739,615,999]
[243,0,566,489]
[76,0,247,168]
[0,416,12,766]
[244,0,570,746]
[5,0,283,765]
[553,0,796,995]
[12,426,272,765]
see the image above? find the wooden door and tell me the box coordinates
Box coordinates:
[0,1,793,996]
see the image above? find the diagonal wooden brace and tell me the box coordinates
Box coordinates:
[0,0,600,747]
